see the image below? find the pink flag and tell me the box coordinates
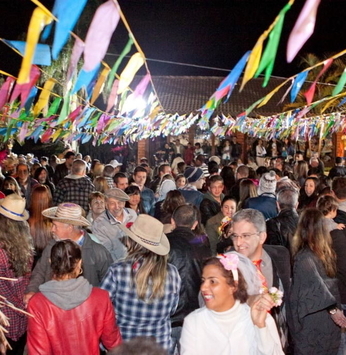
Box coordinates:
[106,79,119,113]
[83,0,120,72]
[0,77,15,109]
[67,37,85,81]
[287,0,321,63]
[304,58,333,105]
[10,65,40,105]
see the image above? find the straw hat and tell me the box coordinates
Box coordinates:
[118,214,170,255]
[42,203,90,227]
[0,194,29,221]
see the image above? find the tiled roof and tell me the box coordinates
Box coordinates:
[150,76,290,117]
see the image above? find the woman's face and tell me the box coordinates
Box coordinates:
[176,177,186,188]
[90,198,105,216]
[129,193,141,206]
[38,170,47,183]
[201,264,236,312]
[221,200,237,218]
[305,179,316,197]
[4,181,16,191]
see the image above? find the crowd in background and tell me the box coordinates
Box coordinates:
[1,138,346,354]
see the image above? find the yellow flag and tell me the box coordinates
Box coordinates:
[17,7,53,84]
[117,53,145,95]
[91,67,110,104]
[33,78,57,116]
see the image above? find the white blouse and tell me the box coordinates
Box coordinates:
[180,300,283,355]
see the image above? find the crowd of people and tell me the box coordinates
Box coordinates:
[1,145,346,354]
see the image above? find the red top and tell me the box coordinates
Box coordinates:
[27,288,122,354]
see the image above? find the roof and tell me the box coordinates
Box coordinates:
[150,76,290,117]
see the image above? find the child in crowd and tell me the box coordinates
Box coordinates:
[317,195,345,232]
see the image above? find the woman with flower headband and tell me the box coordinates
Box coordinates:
[180,252,284,355]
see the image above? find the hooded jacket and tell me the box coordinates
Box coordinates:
[27,277,122,355]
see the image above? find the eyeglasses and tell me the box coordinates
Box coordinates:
[230,232,260,241]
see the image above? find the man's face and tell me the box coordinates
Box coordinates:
[66,155,75,167]
[209,181,224,199]
[160,166,172,176]
[116,177,129,190]
[133,172,147,186]
[232,220,266,261]
[106,197,125,218]
[51,221,72,240]
[17,165,29,183]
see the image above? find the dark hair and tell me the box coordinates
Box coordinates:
[316,195,338,216]
[125,186,145,213]
[161,190,185,217]
[50,240,81,278]
[332,177,346,200]
[34,166,49,182]
[158,163,170,174]
[292,208,336,277]
[114,172,127,184]
[203,257,248,303]
[207,174,224,187]
[220,166,235,191]
[108,337,166,355]
[221,195,237,208]
[256,166,268,178]
[172,204,197,228]
[335,157,343,164]
[64,151,75,159]
[134,166,147,175]
[208,161,219,175]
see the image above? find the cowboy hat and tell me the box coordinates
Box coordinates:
[0,194,29,221]
[42,203,90,227]
[118,214,170,255]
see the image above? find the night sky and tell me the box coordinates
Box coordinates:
[0,0,345,80]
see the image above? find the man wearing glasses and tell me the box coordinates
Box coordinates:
[230,208,291,353]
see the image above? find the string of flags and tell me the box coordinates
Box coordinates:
[0,0,345,144]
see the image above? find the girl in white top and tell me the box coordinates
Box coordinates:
[180,254,284,355]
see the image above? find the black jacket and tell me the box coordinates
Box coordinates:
[331,228,346,303]
[167,227,211,325]
[200,191,223,225]
[266,208,299,250]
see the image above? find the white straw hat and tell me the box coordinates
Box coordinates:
[118,214,170,255]
[0,194,29,221]
[42,203,90,227]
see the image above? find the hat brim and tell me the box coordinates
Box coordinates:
[118,224,170,256]
[42,207,90,227]
[0,206,29,221]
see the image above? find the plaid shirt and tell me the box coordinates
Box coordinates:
[53,176,95,213]
[104,176,115,189]
[0,249,31,341]
[101,260,181,352]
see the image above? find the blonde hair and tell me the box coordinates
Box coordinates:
[125,237,168,302]
[292,208,336,277]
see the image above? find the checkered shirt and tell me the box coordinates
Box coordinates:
[53,176,95,213]
[104,176,115,189]
[0,249,31,341]
[101,260,181,351]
